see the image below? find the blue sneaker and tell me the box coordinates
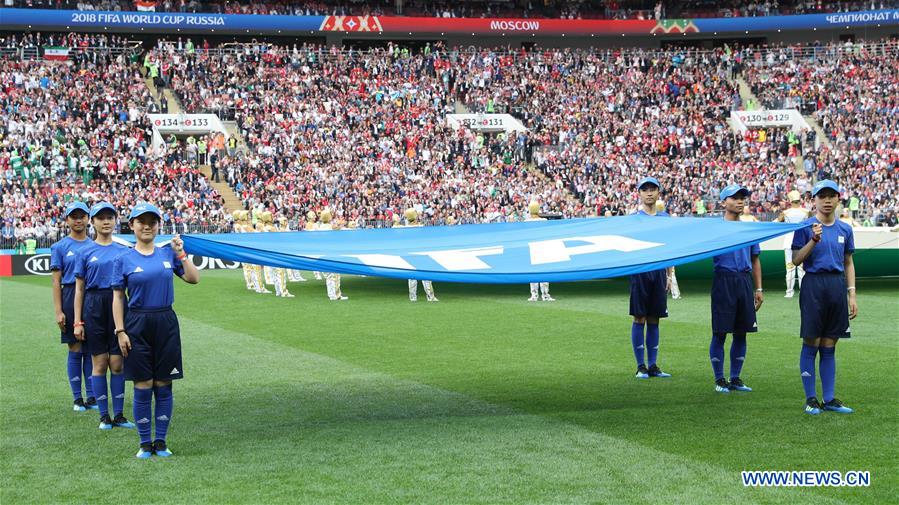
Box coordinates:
[73,398,86,412]
[635,365,650,379]
[112,414,136,429]
[805,397,822,415]
[99,415,114,430]
[84,397,99,411]
[715,378,730,393]
[135,444,154,459]
[728,377,752,392]
[648,364,671,378]
[153,440,173,458]
[823,398,854,414]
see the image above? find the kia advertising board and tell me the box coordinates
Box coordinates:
[4,254,240,276]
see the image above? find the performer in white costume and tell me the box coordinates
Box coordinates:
[777,190,811,298]
[233,210,254,290]
[312,209,347,301]
[524,201,554,302]
[397,208,438,302]
[657,200,681,300]
[278,216,306,282]
[262,212,293,298]
[305,211,323,281]
[251,220,272,294]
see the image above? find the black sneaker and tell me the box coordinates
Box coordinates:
[84,397,99,411]
[647,364,672,378]
[822,398,854,414]
[113,414,136,429]
[728,377,752,392]
[73,398,86,412]
[635,364,650,379]
[715,378,730,393]
[804,396,822,415]
[99,414,114,430]
[153,440,173,457]
[136,443,154,459]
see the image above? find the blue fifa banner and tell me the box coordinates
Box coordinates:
[178,216,806,284]
[0,8,324,31]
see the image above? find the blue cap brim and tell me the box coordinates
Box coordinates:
[812,181,840,196]
[90,203,117,218]
[130,210,162,220]
[65,203,89,217]
[638,178,661,190]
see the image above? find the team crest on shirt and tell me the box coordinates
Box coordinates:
[838,236,845,244]
[163,261,172,269]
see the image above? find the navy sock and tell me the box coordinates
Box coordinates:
[631,322,646,366]
[709,334,726,380]
[110,374,126,416]
[81,352,94,398]
[800,344,819,399]
[646,324,660,366]
[729,334,747,379]
[819,347,836,403]
[66,351,83,400]
[153,385,174,443]
[91,374,109,418]
[133,387,153,445]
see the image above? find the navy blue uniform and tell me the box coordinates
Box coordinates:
[74,242,130,356]
[711,243,760,334]
[792,218,855,339]
[112,246,186,381]
[629,210,669,318]
[50,237,91,344]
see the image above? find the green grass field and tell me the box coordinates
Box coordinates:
[1,271,897,504]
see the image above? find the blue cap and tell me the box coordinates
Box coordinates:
[637,177,661,190]
[89,202,117,219]
[720,184,751,201]
[64,201,89,217]
[128,202,162,221]
[812,179,840,196]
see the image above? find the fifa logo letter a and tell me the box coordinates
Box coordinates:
[529,236,663,265]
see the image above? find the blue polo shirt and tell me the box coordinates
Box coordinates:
[791,217,855,273]
[713,243,761,272]
[49,237,91,285]
[111,246,185,310]
[73,241,130,290]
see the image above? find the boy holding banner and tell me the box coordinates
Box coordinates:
[709,184,764,394]
[629,177,672,379]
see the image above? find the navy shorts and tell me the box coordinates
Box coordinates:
[629,269,668,318]
[800,273,851,339]
[711,271,758,334]
[83,290,122,356]
[60,284,77,344]
[123,307,184,382]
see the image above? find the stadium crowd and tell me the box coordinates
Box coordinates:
[0,38,227,249]
[741,39,899,223]
[160,41,578,227]
[159,41,875,224]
